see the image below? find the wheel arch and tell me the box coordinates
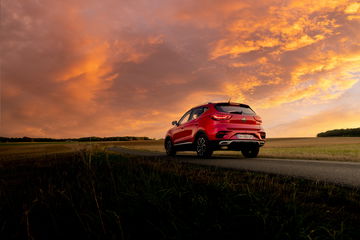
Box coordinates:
[164,135,172,145]
[165,135,172,141]
[193,130,207,143]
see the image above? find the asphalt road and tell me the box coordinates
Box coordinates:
[108,147,360,187]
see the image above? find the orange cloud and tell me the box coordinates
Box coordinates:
[55,42,117,103]
[210,2,345,59]
[205,0,360,110]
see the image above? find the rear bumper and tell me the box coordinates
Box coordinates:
[209,139,264,151]
[219,139,265,147]
[206,126,266,142]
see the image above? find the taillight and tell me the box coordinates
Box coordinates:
[254,115,262,123]
[260,132,266,139]
[211,114,232,120]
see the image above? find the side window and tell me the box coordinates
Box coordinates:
[178,110,191,125]
[189,107,207,121]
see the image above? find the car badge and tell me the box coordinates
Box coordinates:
[241,117,246,122]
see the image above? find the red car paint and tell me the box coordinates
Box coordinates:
[164,102,266,158]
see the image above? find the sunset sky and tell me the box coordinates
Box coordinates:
[1,0,360,138]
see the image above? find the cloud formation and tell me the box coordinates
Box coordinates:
[1,0,359,138]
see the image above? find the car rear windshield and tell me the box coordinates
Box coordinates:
[215,104,256,116]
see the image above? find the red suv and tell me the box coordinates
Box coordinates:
[164,102,266,158]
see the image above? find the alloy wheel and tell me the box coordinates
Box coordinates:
[196,137,206,155]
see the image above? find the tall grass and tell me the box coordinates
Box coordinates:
[1,148,360,239]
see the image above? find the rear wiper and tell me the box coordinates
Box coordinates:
[229,111,243,114]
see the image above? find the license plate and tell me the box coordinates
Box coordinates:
[236,134,256,139]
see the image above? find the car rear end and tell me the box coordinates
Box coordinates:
[205,103,266,151]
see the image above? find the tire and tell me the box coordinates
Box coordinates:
[165,138,176,156]
[195,134,213,158]
[241,146,259,158]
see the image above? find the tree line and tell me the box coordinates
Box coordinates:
[317,128,360,137]
[0,136,153,142]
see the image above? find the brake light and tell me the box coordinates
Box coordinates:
[254,115,262,123]
[211,114,232,120]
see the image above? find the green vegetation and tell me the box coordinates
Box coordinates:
[1,148,360,239]
[317,128,360,137]
[0,136,152,143]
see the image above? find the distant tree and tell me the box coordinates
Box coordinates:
[317,128,360,137]
[22,136,32,142]
[0,136,153,142]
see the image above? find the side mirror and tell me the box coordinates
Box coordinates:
[172,120,178,126]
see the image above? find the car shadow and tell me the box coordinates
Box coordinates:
[174,153,243,160]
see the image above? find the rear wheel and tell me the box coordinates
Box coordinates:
[196,134,213,158]
[241,146,259,158]
[165,138,176,156]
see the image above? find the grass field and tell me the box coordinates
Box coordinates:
[2,147,360,239]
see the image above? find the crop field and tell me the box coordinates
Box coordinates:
[0,141,118,164]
